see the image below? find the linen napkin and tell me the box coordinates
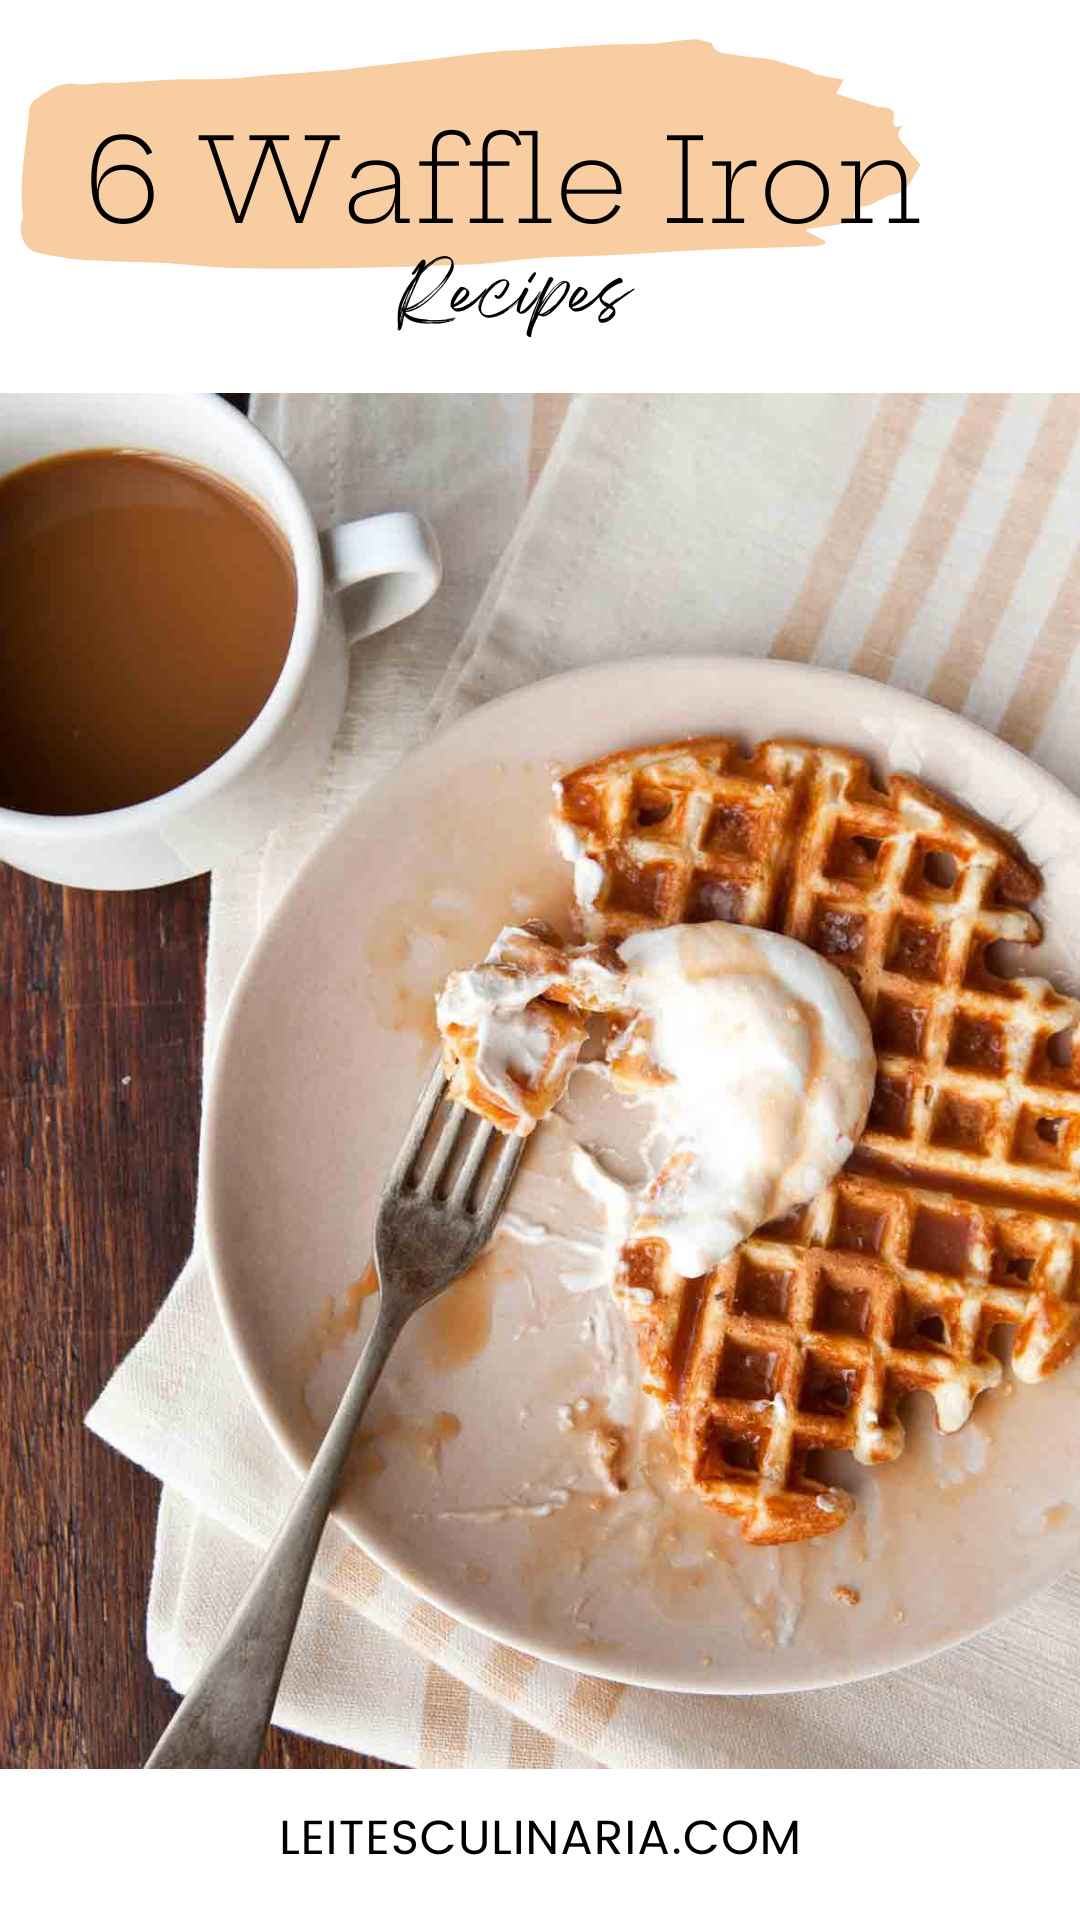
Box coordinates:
[90,394,1080,1768]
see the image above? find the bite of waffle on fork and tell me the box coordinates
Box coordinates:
[437,922,625,1133]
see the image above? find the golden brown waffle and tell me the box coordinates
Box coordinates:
[617,1169,1080,1544]
[555,738,1080,1541]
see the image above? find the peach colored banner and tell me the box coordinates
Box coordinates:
[23,42,916,268]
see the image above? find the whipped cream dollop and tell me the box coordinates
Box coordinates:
[614,923,875,1276]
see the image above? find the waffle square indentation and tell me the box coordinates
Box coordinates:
[605,853,673,918]
[703,802,757,858]
[685,873,748,923]
[869,1073,913,1139]
[825,829,886,888]
[715,1339,778,1402]
[893,1294,952,1351]
[874,993,929,1060]
[1013,1105,1077,1169]
[630,782,684,837]
[906,1206,973,1276]
[812,1276,872,1337]
[732,1259,791,1322]
[929,1091,993,1155]
[812,903,868,963]
[830,1195,888,1255]
[947,1012,1006,1077]
[989,1247,1034,1290]
[887,915,947,983]
[904,841,961,900]
[704,1422,762,1477]
[799,1353,859,1416]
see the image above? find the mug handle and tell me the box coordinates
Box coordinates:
[320,511,441,641]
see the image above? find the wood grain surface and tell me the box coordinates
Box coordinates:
[0,866,385,1766]
[0,394,572,1769]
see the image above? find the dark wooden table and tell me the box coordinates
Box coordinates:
[0,865,384,1766]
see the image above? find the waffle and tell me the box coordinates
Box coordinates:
[555,738,1080,1541]
[617,1169,1080,1544]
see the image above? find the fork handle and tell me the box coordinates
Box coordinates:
[145,1299,406,1768]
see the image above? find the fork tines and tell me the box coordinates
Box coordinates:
[389,1061,524,1222]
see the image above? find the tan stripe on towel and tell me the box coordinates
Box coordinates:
[999,536,1080,752]
[482,1641,536,1702]
[482,1642,556,1768]
[529,394,571,491]
[556,1674,624,1755]
[509,1719,558,1767]
[850,394,1009,680]
[771,394,925,662]
[408,1600,470,1767]
[927,395,1080,711]
[335,1545,385,1609]
[418,1664,471,1768]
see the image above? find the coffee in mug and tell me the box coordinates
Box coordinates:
[0,448,298,816]
[0,392,440,889]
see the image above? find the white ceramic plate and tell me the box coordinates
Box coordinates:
[204,659,1080,1693]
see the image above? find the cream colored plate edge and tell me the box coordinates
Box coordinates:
[204,659,1080,1695]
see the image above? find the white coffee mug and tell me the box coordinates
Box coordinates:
[0,393,441,889]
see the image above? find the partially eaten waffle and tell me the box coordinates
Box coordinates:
[441,737,1080,1544]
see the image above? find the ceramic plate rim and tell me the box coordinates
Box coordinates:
[203,657,1080,1695]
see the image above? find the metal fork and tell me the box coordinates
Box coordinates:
[145,1063,523,1768]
